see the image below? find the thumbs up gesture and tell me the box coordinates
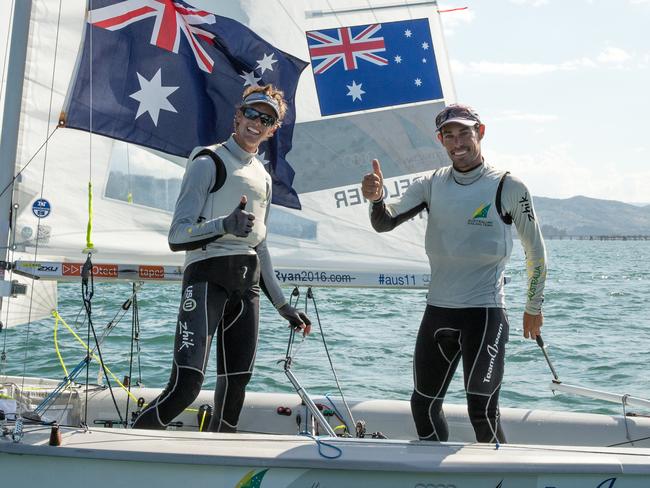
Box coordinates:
[361,159,384,202]
[223,195,255,237]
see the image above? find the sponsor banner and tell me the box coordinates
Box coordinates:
[16,262,430,287]
[274,268,430,289]
[62,263,118,278]
[138,265,166,280]
[15,261,183,282]
[14,262,62,278]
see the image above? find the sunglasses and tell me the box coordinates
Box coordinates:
[240,106,277,127]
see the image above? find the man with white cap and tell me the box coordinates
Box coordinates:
[361,104,547,444]
[133,84,310,432]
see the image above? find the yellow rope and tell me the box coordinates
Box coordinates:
[50,311,200,415]
[51,310,138,403]
[52,311,69,379]
[199,410,207,432]
[85,181,94,249]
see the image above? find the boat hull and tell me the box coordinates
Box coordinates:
[2,426,649,488]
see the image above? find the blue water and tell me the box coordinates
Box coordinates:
[1,240,649,416]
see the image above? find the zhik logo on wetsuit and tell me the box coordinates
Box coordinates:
[467,203,494,227]
[178,321,195,351]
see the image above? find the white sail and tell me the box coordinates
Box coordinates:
[0,277,56,329]
[5,0,455,291]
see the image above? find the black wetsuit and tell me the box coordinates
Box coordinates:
[133,136,288,432]
[133,255,260,431]
[411,306,508,442]
[370,163,546,443]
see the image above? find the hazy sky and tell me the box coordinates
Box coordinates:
[1,0,648,203]
[438,0,650,204]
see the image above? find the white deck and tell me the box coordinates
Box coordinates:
[3,377,650,487]
[2,425,650,488]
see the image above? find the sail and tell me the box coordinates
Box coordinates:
[5,0,455,293]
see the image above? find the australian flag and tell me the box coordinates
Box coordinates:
[63,0,308,209]
[307,18,443,116]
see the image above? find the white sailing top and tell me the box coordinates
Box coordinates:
[371,163,546,314]
[168,135,287,308]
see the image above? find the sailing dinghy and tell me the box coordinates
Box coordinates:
[1,1,650,486]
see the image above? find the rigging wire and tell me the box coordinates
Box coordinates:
[0,203,18,377]
[125,281,142,425]
[0,0,15,112]
[0,128,59,207]
[306,287,356,429]
[285,286,356,434]
[80,254,124,427]
[275,0,305,37]
[19,0,65,391]
[10,0,66,398]
[85,0,95,251]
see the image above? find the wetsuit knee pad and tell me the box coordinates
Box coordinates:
[466,393,505,443]
[410,390,447,441]
[211,373,252,432]
[215,373,252,407]
[169,367,205,408]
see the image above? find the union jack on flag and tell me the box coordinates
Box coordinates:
[88,0,217,72]
[306,18,443,116]
[307,24,387,74]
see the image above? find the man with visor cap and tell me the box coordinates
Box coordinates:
[361,103,547,444]
[134,84,310,432]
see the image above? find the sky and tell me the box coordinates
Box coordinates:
[0,0,648,204]
[437,0,650,204]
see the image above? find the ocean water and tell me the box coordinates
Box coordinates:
[1,240,649,416]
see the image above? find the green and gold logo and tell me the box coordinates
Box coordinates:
[235,469,268,488]
[467,202,494,226]
[472,203,491,219]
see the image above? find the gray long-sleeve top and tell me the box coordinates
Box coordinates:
[168,135,288,308]
[370,163,547,314]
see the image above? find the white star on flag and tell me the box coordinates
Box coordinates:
[346,80,365,101]
[422,58,427,63]
[394,55,402,63]
[421,42,429,50]
[129,68,178,126]
[404,29,412,37]
[256,53,277,74]
[240,70,261,87]
[414,78,422,87]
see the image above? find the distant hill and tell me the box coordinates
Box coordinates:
[533,195,650,237]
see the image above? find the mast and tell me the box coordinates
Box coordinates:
[0,1,33,307]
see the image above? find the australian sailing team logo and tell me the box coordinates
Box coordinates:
[235,469,268,488]
[467,202,494,227]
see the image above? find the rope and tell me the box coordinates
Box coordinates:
[125,282,139,422]
[85,182,94,250]
[53,311,70,379]
[51,312,139,405]
[86,0,95,251]
[299,432,342,459]
[621,394,633,446]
